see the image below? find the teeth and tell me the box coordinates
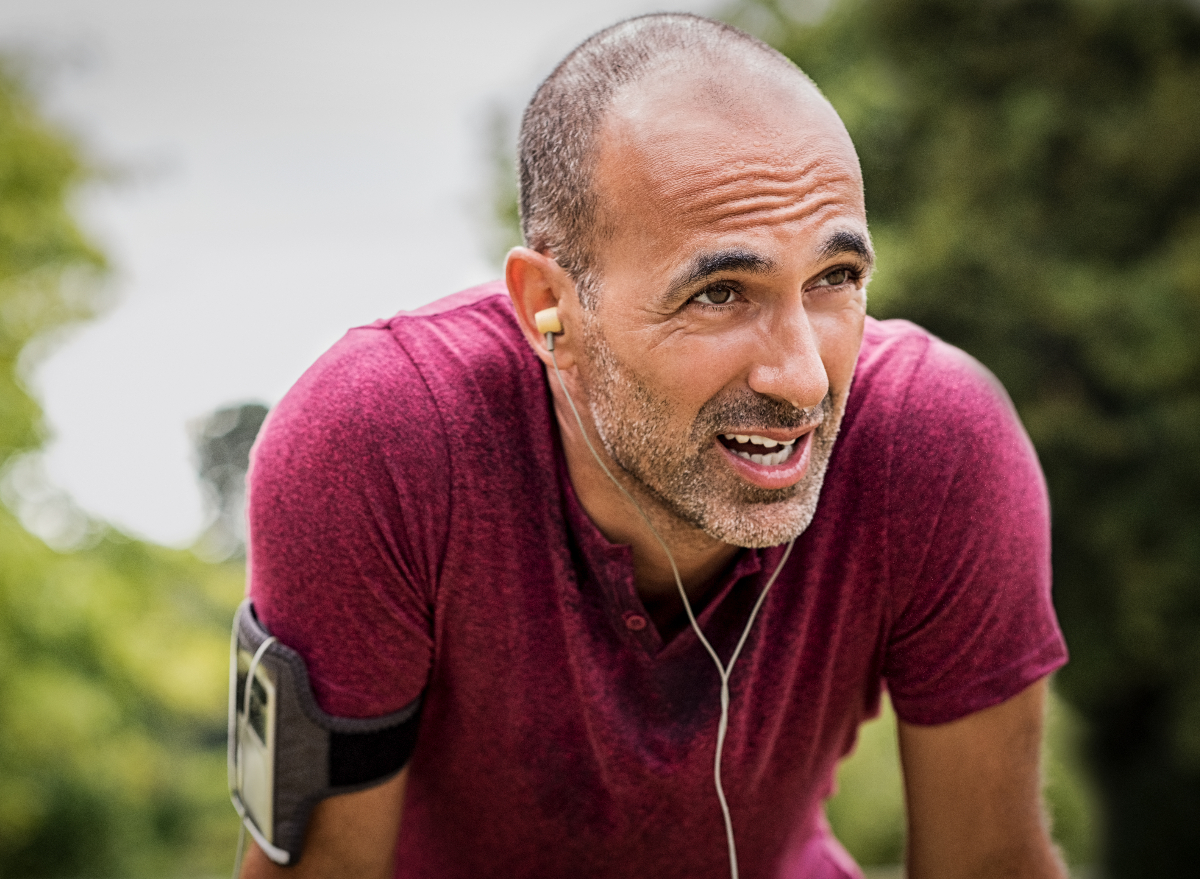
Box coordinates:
[733,446,793,466]
[722,433,797,449]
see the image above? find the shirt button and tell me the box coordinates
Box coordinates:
[624,612,647,632]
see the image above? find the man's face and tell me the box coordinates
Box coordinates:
[574,62,871,548]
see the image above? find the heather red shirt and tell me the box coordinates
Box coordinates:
[247,282,1066,878]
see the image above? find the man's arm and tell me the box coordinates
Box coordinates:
[898,678,1067,879]
[240,768,408,879]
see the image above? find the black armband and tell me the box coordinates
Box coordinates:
[228,599,421,865]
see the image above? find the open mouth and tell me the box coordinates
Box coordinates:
[717,433,799,467]
[716,429,817,490]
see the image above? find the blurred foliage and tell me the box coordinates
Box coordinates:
[825,699,906,866]
[1041,688,1100,867]
[191,402,269,562]
[716,0,1200,872]
[827,691,1099,867]
[0,58,105,471]
[0,515,244,876]
[0,59,242,875]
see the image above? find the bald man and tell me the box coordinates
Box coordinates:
[241,14,1068,879]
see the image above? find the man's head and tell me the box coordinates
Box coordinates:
[508,14,872,547]
[519,14,812,306]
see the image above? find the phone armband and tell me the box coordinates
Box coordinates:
[227,599,421,864]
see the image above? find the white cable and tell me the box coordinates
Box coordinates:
[231,825,246,879]
[550,338,795,879]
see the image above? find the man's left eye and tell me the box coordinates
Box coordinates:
[816,268,855,287]
[693,285,736,305]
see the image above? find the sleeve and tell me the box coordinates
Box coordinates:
[880,338,1068,726]
[245,325,449,718]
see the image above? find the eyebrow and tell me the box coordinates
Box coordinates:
[662,248,776,304]
[818,229,875,270]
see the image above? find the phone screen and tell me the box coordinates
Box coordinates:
[236,648,277,842]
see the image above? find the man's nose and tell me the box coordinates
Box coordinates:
[746,301,829,411]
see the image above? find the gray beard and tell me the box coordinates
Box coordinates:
[579,315,847,548]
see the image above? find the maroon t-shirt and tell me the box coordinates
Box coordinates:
[247,282,1066,878]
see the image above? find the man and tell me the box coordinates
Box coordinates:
[241,13,1068,879]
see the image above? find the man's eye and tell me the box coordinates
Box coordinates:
[693,285,736,305]
[816,268,856,287]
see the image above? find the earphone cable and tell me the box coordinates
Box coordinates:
[549,338,795,879]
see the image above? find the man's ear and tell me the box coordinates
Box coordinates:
[505,246,577,370]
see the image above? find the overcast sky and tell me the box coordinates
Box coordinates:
[1,0,737,546]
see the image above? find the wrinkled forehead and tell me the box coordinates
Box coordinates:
[593,58,864,225]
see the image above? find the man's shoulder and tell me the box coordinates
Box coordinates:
[381,280,523,358]
[254,280,545,480]
[276,280,527,418]
[837,316,1044,543]
[853,316,1019,436]
[832,315,1039,510]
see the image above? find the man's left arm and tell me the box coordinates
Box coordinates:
[898,677,1067,879]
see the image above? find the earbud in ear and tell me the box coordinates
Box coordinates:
[535,307,562,335]
[535,307,563,351]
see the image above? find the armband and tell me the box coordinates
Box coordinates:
[227,599,421,865]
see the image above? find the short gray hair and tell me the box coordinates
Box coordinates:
[517,13,796,306]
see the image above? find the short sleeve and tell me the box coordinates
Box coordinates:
[881,338,1067,725]
[246,324,448,718]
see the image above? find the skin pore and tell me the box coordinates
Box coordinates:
[507,53,873,631]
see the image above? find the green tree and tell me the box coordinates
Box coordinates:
[0,60,105,466]
[0,60,242,876]
[720,0,1200,873]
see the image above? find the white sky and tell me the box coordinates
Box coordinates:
[0,0,730,547]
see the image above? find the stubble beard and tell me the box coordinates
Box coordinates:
[578,316,848,549]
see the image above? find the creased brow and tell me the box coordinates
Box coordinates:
[662,248,776,304]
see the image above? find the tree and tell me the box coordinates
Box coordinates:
[192,402,270,561]
[0,59,242,876]
[719,0,1200,873]
[0,58,105,469]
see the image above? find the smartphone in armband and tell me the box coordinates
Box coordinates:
[228,599,422,865]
